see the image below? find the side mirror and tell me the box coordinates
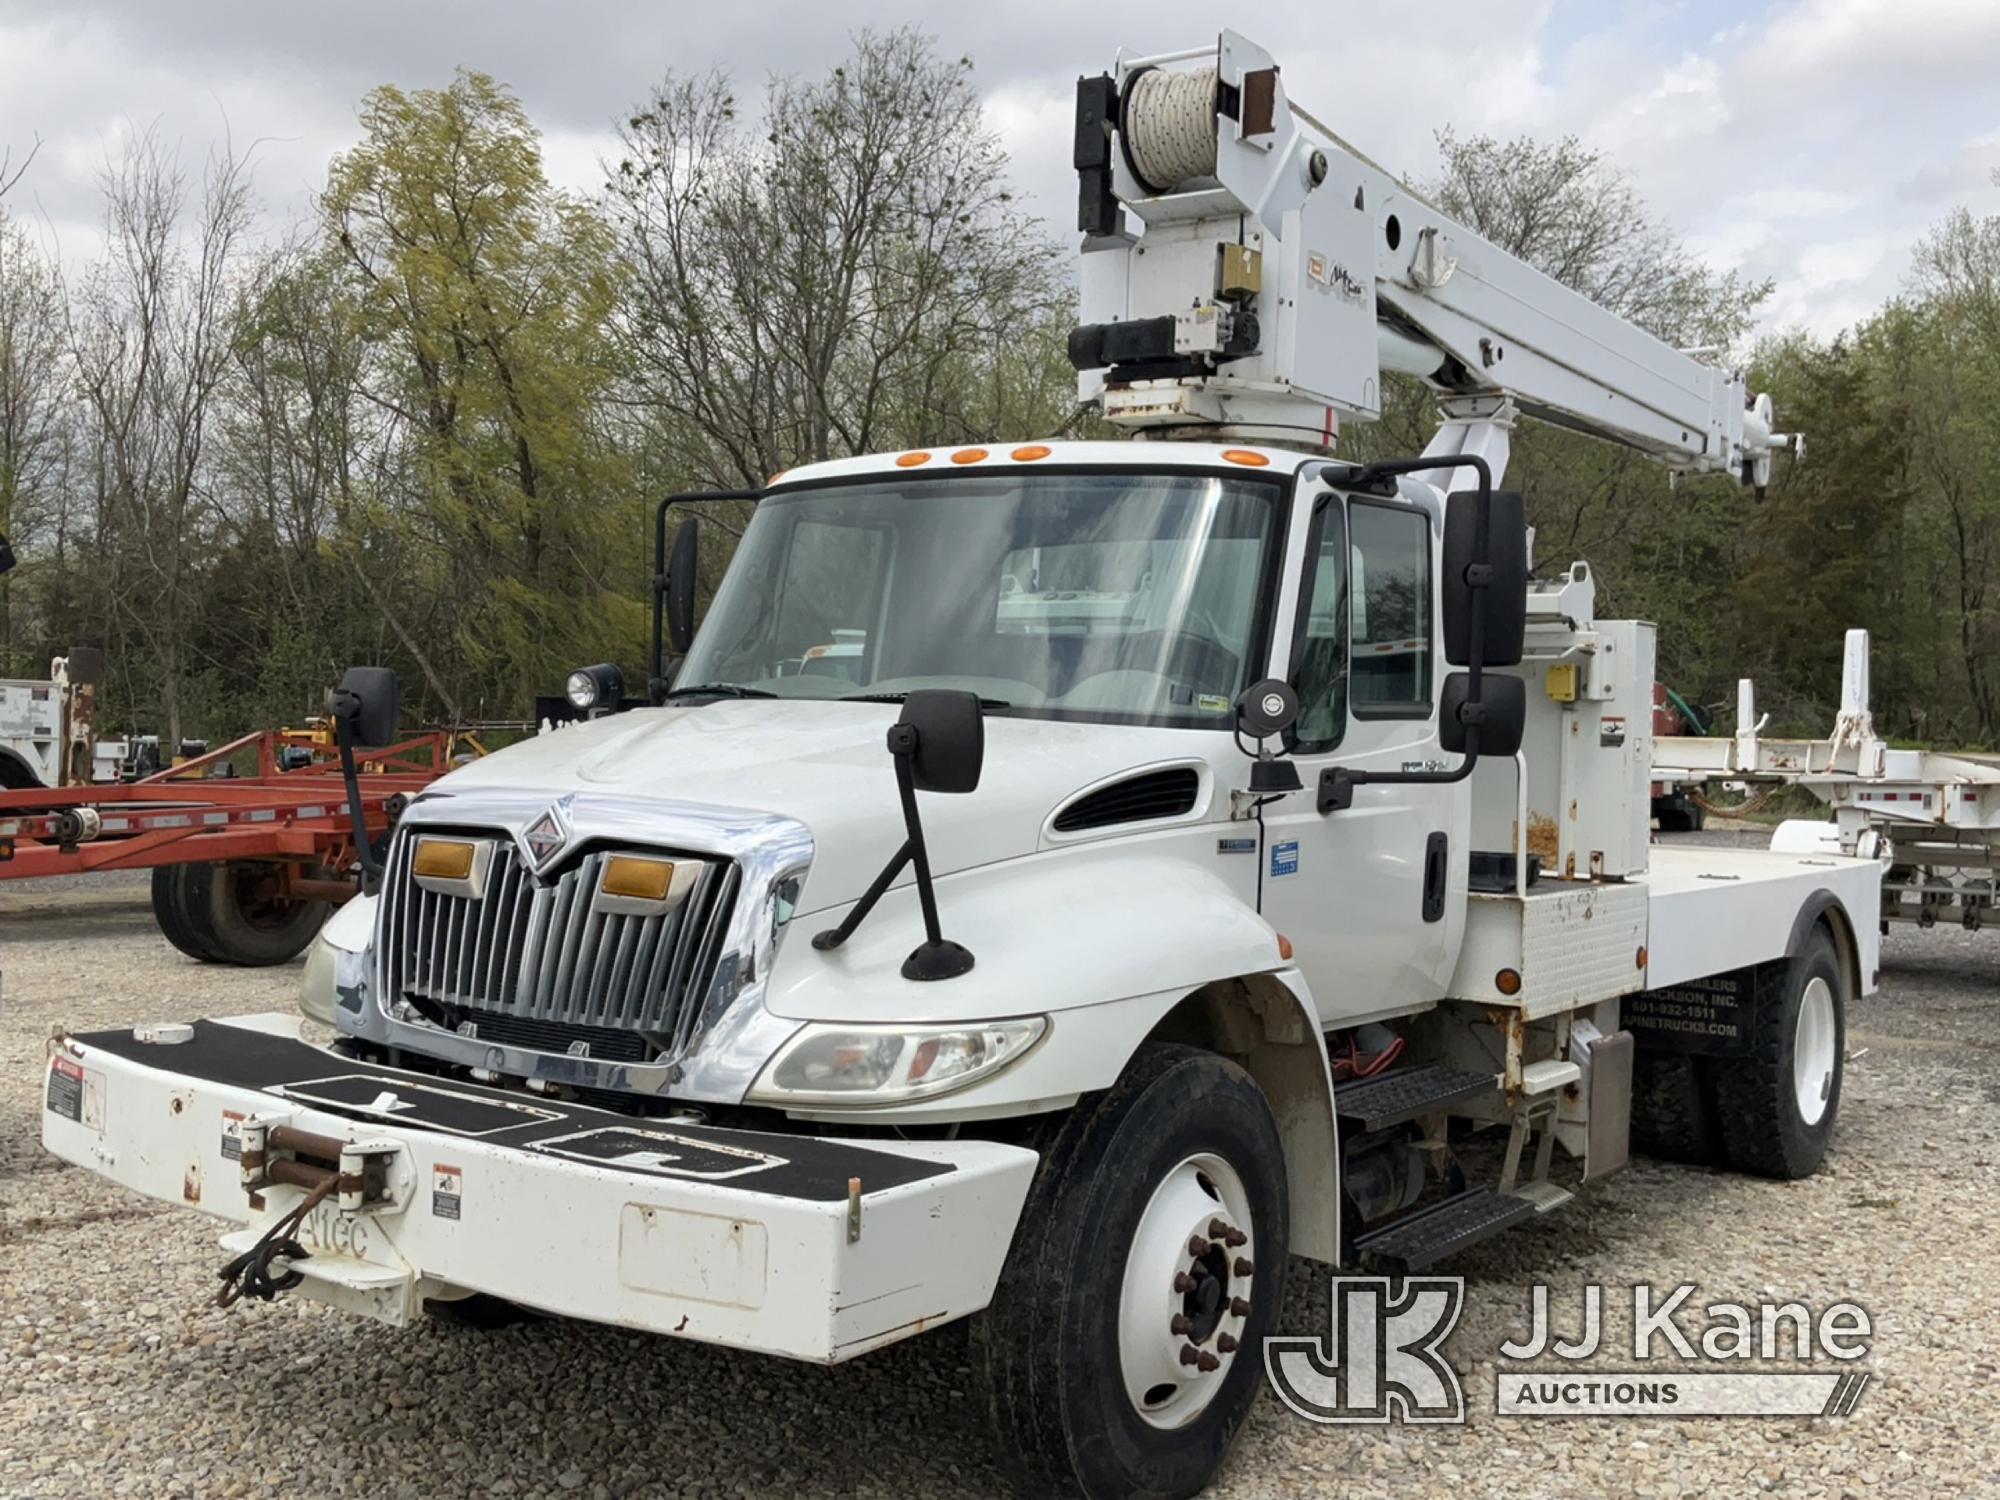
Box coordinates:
[895,689,985,794]
[1235,678,1299,740]
[666,516,699,656]
[332,666,401,749]
[1442,489,1527,667]
[1438,672,1526,757]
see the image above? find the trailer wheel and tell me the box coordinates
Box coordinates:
[201,861,328,966]
[971,1043,1288,1500]
[151,865,224,963]
[1711,926,1846,1179]
[1629,1051,1724,1166]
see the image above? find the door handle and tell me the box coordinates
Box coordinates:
[1422,832,1449,923]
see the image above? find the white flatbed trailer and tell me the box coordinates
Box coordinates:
[1653,628,2000,930]
[44,31,1876,1500]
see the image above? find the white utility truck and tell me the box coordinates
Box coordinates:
[45,34,1878,1499]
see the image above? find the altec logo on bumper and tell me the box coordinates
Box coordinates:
[1267,1280,1874,1423]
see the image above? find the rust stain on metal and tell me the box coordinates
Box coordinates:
[182,1166,201,1205]
[1526,813,1559,863]
[674,1314,689,1333]
[1568,799,1579,822]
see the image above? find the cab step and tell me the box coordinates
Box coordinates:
[1334,1064,1497,1134]
[1352,1187,1536,1272]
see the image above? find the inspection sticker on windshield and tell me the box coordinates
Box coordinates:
[46,1056,105,1132]
[1270,840,1300,878]
[1197,694,1231,714]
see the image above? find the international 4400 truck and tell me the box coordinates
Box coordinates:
[45,33,1875,1499]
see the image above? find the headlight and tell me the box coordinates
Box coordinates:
[565,662,625,711]
[748,1017,1047,1106]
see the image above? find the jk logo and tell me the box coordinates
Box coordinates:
[1265,1276,1466,1424]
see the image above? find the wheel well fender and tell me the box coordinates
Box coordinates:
[1144,973,1339,1265]
[1789,888,1861,1000]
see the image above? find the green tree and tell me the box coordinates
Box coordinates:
[322,71,635,712]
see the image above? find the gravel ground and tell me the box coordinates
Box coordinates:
[3,843,1997,1499]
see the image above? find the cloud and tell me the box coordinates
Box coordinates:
[2,0,1996,342]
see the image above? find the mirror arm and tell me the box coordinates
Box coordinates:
[1319,453,1497,814]
[334,715,384,895]
[813,726,976,980]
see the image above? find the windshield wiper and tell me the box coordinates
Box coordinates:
[663,683,779,700]
[841,691,1012,710]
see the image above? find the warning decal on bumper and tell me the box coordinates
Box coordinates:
[432,1163,462,1220]
[47,1056,106,1132]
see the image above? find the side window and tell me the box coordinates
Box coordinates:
[1349,501,1434,714]
[1289,500,1348,754]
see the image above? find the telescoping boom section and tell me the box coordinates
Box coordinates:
[1070,31,1797,488]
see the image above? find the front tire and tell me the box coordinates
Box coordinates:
[1711,926,1846,1178]
[971,1044,1289,1500]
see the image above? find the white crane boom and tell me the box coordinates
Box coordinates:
[1070,32,1798,489]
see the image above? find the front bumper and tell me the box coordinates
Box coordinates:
[42,1014,1037,1363]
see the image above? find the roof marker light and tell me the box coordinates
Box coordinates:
[896,451,932,468]
[1221,449,1270,467]
[1011,444,1053,461]
[951,447,990,465]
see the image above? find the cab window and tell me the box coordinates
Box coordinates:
[1348,501,1433,715]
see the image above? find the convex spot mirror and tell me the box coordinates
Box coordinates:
[894,689,985,794]
[1438,672,1526,758]
[332,666,401,749]
[1442,489,1528,668]
[1236,678,1299,740]
[666,516,699,655]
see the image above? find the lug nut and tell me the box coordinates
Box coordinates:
[1208,1218,1230,1239]
[1188,1235,1211,1257]
[1179,1344,1201,1367]
[1234,1257,1255,1277]
[1224,1227,1248,1248]
[1196,1350,1221,1373]
[1216,1332,1239,1354]
[1173,1272,1195,1294]
[1170,1314,1193,1336]
[1231,1297,1252,1318]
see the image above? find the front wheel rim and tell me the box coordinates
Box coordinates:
[1117,1153,1256,1430]
[1793,975,1837,1127]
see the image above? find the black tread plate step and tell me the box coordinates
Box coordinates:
[1352,1188,1538,1272]
[1335,1064,1496,1134]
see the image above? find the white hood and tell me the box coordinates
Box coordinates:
[430,702,1221,913]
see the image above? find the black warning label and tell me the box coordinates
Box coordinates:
[221,1109,245,1160]
[45,1055,104,1130]
[46,1056,85,1121]
[432,1164,463,1220]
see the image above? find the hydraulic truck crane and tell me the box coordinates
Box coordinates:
[45,32,1872,1500]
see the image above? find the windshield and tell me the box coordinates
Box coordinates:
[676,469,1282,726]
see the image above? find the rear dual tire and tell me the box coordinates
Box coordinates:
[151,861,328,966]
[1629,926,1846,1179]
[972,1044,1288,1500]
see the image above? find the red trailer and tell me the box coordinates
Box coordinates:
[0,725,457,964]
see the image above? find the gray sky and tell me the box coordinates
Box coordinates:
[4,0,1997,336]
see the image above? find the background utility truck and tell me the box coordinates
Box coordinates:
[46,32,1878,1500]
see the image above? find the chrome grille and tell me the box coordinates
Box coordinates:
[378,830,739,1062]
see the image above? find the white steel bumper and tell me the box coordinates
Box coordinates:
[42,1014,1038,1364]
